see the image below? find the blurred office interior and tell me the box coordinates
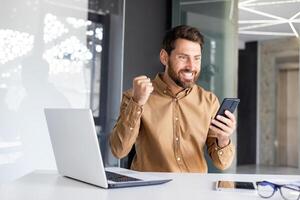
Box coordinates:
[0,0,299,183]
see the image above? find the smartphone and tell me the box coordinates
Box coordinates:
[215,98,240,118]
[216,181,256,192]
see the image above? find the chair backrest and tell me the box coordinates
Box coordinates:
[120,146,136,169]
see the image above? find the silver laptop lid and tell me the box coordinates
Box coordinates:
[44,108,108,188]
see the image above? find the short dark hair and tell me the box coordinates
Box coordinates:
[161,25,204,55]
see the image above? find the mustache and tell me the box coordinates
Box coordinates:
[179,69,196,73]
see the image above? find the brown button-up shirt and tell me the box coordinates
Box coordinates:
[109,74,235,172]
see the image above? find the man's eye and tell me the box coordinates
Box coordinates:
[178,55,187,60]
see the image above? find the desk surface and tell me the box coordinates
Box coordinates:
[1,168,299,200]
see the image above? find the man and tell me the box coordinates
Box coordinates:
[109,25,236,172]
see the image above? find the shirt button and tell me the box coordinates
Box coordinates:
[129,127,133,131]
[175,137,179,141]
[163,90,167,94]
[177,157,181,161]
[137,111,141,114]
[175,117,178,121]
[218,150,223,156]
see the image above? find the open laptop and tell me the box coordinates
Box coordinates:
[44,108,171,188]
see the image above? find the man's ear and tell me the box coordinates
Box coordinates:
[159,49,168,66]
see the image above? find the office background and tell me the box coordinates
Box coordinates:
[0,0,299,183]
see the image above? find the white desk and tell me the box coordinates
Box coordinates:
[1,169,299,200]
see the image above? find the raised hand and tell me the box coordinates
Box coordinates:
[132,75,154,106]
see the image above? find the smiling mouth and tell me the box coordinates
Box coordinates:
[180,71,194,81]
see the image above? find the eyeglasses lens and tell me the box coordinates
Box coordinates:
[281,185,300,200]
[257,183,275,198]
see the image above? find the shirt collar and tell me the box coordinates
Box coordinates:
[153,73,194,99]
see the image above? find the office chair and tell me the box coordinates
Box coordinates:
[120,146,136,169]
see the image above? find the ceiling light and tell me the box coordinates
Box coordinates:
[180,0,228,6]
[239,31,295,36]
[241,0,300,7]
[288,22,299,37]
[239,6,285,20]
[239,19,300,24]
[239,0,257,6]
[239,0,300,39]
[291,11,300,20]
[239,22,286,31]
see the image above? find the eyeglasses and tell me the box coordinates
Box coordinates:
[256,181,300,200]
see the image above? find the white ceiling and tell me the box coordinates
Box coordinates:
[180,0,300,46]
[239,0,300,43]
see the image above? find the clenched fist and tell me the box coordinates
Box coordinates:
[132,75,154,106]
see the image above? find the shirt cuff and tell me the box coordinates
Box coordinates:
[216,139,231,149]
[215,140,234,165]
[124,98,143,128]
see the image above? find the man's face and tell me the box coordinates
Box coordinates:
[165,39,201,89]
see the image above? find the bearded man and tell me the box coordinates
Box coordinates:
[109,25,236,173]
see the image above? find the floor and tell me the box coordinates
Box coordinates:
[236,165,300,175]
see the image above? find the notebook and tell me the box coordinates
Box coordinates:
[44,108,172,188]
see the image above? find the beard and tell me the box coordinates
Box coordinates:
[167,60,200,89]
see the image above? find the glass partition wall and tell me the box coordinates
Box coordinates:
[0,0,125,183]
[172,0,239,173]
[174,0,300,174]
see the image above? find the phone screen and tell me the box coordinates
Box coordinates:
[216,181,256,190]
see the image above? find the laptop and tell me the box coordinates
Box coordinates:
[44,108,172,188]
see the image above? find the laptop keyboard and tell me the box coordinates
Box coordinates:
[105,171,141,182]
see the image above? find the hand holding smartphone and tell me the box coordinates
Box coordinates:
[210,98,240,144]
[215,98,240,119]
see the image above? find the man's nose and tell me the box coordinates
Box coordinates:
[186,57,197,69]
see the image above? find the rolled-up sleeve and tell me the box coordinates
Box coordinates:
[206,137,235,170]
[206,93,235,170]
[109,91,143,158]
